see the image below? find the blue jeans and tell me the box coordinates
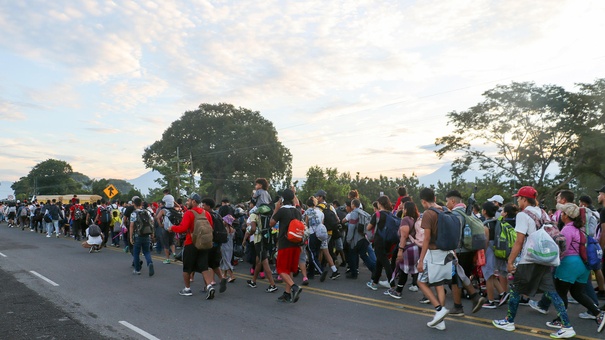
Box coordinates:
[348,238,376,275]
[133,235,153,272]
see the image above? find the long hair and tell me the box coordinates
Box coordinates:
[403,201,419,220]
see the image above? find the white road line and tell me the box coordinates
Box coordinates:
[119,321,160,340]
[0,252,7,257]
[29,271,59,286]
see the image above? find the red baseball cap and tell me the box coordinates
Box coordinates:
[513,186,538,199]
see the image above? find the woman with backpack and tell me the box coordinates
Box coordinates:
[366,196,395,290]
[386,201,421,299]
[548,203,605,332]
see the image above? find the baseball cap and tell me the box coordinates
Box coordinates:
[487,194,504,204]
[315,190,327,198]
[596,185,605,194]
[282,188,295,201]
[512,186,538,199]
[556,203,580,219]
[162,194,175,208]
[189,193,202,204]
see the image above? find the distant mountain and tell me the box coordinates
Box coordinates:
[418,162,484,186]
[127,170,162,196]
[0,181,15,200]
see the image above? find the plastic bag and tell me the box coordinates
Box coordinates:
[523,228,560,266]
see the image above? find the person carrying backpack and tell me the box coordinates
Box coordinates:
[129,197,155,277]
[344,199,376,279]
[366,196,396,291]
[545,203,605,332]
[493,186,577,338]
[95,199,112,248]
[70,199,85,241]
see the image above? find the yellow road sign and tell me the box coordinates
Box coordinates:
[103,184,119,199]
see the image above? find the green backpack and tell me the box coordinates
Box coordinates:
[493,217,517,259]
[453,209,487,251]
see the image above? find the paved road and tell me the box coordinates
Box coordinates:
[0,222,602,340]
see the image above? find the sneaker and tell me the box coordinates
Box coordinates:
[482,301,498,309]
[546,319,563,329]
[579,311,596,320]
[132,270,141,275]
[148,263,154,277]
[597,311,605,332]
[163,259,171,264]
[206,286,215,300]
[428,307,449,326]
[427,320,446,331]
[179,288,193,296]
[219,278,227,293]
[379,280,391,288]
[291,284,302,303]
[277,292,291,303]
[276,275,283,283]
[346,272,358,279]
[302,277,309,286]
[247,280,257,288]
[386,288,402,300]
[366,281,378,291]
[497,292,510,307]
[320,270,329,282]
[519,297,530,306]
[89,246,94,253]
[568,297,578,304]
[46,235,51,238]
[330,271,341,280]
[419,296,431,304]
[259,272,266,279]
[492,319,515,332]
[266,285,278,293]
[529,300,548,315]
[449,306,465,317]
[408,284,419,292]
[550,327,575,338]
[472,295,488,313]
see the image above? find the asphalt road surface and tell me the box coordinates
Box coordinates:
[0,222,603,340]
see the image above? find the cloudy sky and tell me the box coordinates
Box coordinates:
[1,0,604,187]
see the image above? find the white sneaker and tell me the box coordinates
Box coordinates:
[427,320,446,330]
[579,311,596,320]
[408,285,419,292]
[492,319,515,331]
[529,300,547,314]
[428,307,449,327]
[378,280,390,288]
[550,327,575,339]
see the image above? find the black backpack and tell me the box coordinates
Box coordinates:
[321,206,340,232]
[89,224,102,237]
[210,211,228,244]
[100,207,111,223]
[134,210,153,236]
[165,207,183,226]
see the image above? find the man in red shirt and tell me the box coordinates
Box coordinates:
[70,199,85,241]
[169,193,217,299]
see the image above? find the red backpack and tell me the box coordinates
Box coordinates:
[287,219,305,244]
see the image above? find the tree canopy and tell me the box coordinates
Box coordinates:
[435,80,605,198]
[11,159,83,197]
[142,103,292,202]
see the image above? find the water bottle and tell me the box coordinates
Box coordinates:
[463,224,471,239]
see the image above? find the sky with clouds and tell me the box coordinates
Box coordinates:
[1,0,604,188]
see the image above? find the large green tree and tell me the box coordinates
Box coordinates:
[11,159,82,196]
[435,81,604,199]
[143,103,292,202]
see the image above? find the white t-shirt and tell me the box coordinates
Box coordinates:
[516,205,542,265]
[86,227,103,245]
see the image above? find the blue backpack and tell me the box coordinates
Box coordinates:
[583,232,603,271]
[429,207,462,251]
[376,211,401,245]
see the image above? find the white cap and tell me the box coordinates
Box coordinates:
[162,194,175,208]
[487,195,504,204]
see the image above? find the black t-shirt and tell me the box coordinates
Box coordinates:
[273,206,303,249]
[123,206,135,225]
[484,219,497,241]
[369,210,388,244]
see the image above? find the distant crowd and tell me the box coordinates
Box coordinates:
[3,181,605,338]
